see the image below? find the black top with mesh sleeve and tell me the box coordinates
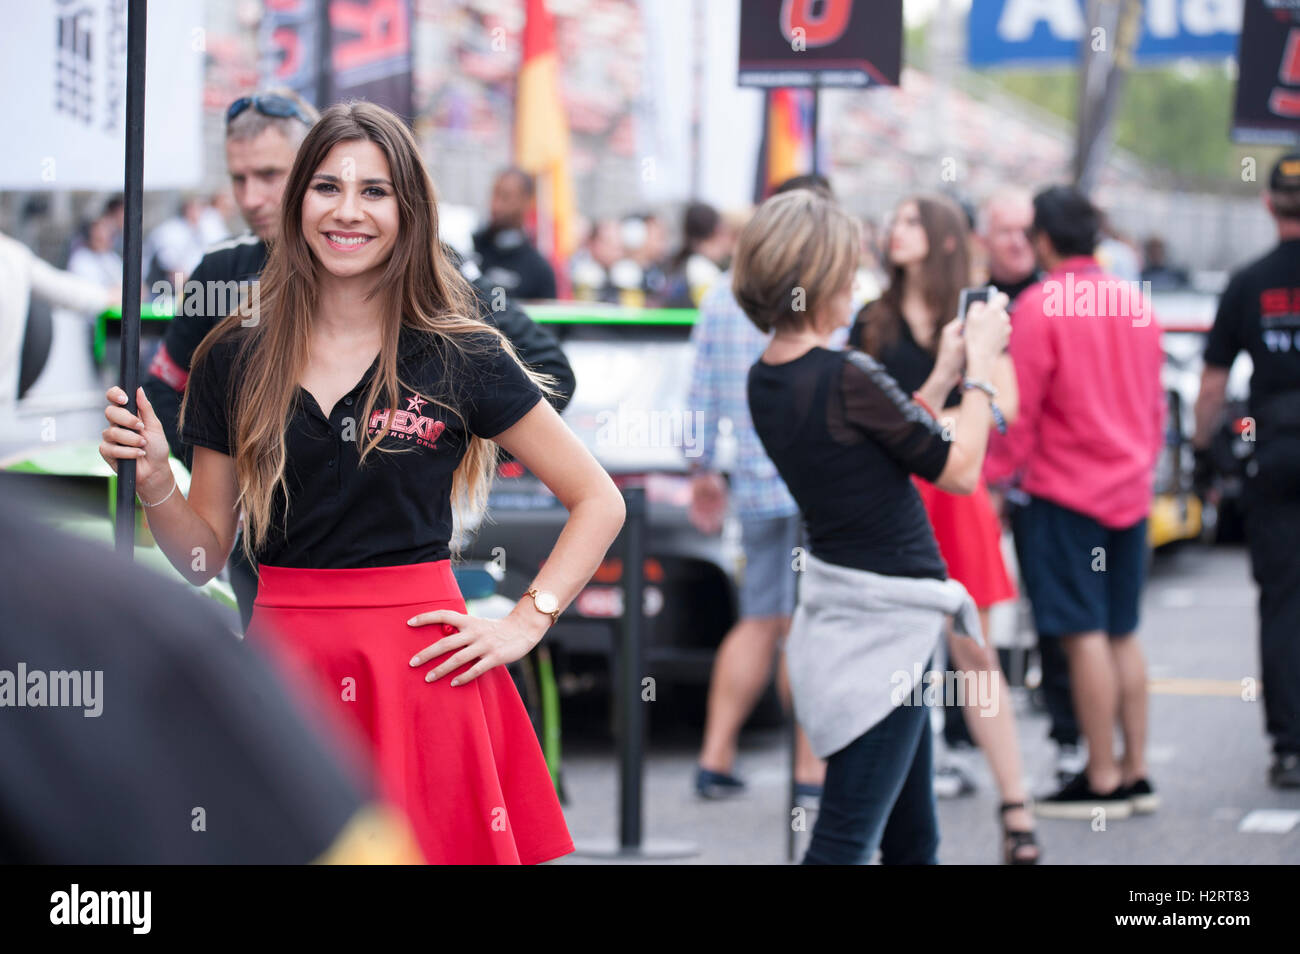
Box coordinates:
[747,346,952,578]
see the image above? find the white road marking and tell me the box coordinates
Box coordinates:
[1237,810,1300,834]
[1155,588,1255,609]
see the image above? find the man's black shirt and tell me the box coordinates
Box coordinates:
[472,225,558,301]
[1206,238,1300,427]
[143,233,575,468]
[144,234,268,465]
[990,269,1042,308]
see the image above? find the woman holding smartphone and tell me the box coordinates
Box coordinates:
[99,102,625,865]
[851,193,1038,864]
[739,189,1010,864]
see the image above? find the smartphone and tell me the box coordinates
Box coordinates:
[957,286,995,329]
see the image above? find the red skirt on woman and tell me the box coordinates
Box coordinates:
[912,475,1017,610]
[246,560,574,865]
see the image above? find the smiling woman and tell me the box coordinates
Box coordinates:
[304,143,398,272]
[98,102,626,865]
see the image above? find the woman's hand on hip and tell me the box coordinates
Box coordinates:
[407,610,542,686]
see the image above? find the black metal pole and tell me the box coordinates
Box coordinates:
[114,0,148,557]
[317,0,333,108]
[618,485,646,850]
[571,484,695,859]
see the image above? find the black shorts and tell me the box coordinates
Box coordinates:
[1011,495,1149,637]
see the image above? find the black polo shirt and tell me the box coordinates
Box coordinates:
[181,324,543,569]
[1205,238,1300,425]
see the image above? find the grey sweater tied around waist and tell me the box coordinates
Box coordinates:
[786,550,985,760]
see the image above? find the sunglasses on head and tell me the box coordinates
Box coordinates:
[226,94,314,127]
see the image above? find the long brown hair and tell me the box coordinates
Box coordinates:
[858,193,970,358]
[183,101,554,564]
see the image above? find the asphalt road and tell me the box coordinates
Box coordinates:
[553,542,1300,864]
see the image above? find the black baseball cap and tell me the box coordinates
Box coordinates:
[1269,153,1300,193]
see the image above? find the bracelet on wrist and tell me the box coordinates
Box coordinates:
[139,475,177,508]
[961,377,998,400]
[989,401,1008,435]
[960,378,1007,434]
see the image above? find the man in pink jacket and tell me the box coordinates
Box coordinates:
[985,186,1166,821]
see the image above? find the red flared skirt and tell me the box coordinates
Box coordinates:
[246,560,574,865]
[912,475,1017,610]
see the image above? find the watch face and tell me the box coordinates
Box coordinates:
[534,591,559,614]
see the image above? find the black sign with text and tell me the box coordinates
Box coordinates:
[738,0,902,89]
[1233,0,1300,144]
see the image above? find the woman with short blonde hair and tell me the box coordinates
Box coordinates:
[740,189,1011,864]
[731,190,860,336]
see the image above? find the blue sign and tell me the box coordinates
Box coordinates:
[969,0,1242,66]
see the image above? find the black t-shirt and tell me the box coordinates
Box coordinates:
[747,346,952,578]
[1205,239,1300,427]
[990,269,1042,307]
[472,226,558,300]
[155,234,268,380]
[182,324,543,569]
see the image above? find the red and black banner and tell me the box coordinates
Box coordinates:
[261,0,412,122]
[738,0,902,89]
[1232,0,1300,144]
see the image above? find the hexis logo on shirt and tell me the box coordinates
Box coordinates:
[367,393,446,450]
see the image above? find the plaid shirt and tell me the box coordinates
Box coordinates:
[686,277,798,520]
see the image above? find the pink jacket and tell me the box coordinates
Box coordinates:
[984,256,1166,529]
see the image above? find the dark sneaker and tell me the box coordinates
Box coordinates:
[1119,777,1159,814]
[695,766,746,800]
[1033,772,1133,820]
[1269,753,1300,789]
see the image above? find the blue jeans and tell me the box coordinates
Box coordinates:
[802,671,939,865]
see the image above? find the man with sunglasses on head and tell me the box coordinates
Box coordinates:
[144,89,575,630]
[143,90,322,628]
[145,90,319,463]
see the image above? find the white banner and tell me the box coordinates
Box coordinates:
[0,0,205,190]
[635,0,764,209]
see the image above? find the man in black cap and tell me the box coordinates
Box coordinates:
[1194,152,1300,788]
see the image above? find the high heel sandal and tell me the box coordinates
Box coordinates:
[999,801,1041,865]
